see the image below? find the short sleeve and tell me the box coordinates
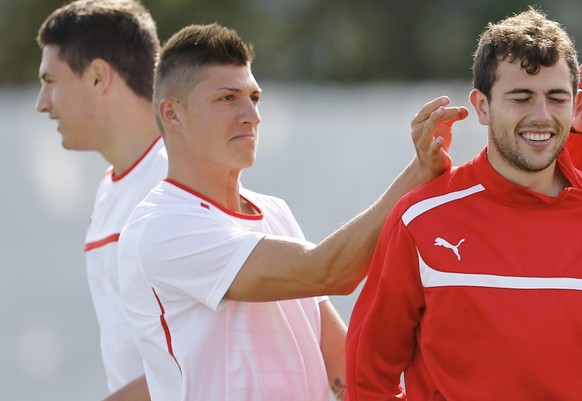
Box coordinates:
[138,210,266,311]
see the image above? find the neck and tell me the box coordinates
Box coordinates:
[101,98,160,175]
[488,152,566,197]
[167,162,245,213]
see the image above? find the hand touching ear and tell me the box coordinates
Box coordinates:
[411,95,469,175]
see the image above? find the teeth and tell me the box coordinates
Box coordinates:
[522,132,551,141]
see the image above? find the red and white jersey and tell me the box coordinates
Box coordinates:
[118,179,330,401]
[346,148,582,401]
[85,137,167,392]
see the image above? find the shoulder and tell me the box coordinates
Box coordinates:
[391,158,482,226]
[241,187,293,214]
[126,181,210,229]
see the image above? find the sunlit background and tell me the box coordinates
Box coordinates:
[1,0,579,399]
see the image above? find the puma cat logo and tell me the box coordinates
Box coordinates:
[434,237,465,261]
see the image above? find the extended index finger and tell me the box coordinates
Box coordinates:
[411,96,450,126]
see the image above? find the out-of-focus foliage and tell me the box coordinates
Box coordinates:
[1,0,581,84]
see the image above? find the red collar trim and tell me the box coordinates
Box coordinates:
[164,178,263,220]
[112,136,162,182]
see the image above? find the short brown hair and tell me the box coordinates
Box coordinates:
[472,7,579,100]
[153,23,255,132]
[37,0,159,100]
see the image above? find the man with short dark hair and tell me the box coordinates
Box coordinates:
[35,1,166,400]
[118,22,468,401]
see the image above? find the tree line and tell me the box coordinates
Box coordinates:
[1,0,581,84]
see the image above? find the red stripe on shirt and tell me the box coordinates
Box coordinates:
[84,233,120,252]
[152,287,182,375]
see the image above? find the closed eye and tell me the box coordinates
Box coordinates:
[548,96,569,104]
[510,97,530,103]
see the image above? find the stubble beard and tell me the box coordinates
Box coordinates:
[489,123,565,173]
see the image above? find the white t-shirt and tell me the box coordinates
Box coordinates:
[118,179,330,401]
[84,137,167,392]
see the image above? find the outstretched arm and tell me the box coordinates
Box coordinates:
[225,96,468,301]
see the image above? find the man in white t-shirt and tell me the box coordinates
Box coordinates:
[118,23,468,401]
[35,1,167,400]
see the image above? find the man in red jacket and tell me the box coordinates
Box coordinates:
[346,8,582,401]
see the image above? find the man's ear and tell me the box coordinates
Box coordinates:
[469,88,491,126]
[158,97,184,133]
[87,58,113,94]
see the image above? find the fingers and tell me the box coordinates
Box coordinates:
[412,96,468,127]
[411,96,469,155]
[416,105,468,145]
[440,106,469,124]
[426,135,445,159]
[411,96,450,126]
[410,96,466,177]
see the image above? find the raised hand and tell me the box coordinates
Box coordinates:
[410,96,469,178]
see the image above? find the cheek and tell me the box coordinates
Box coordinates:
[556,109,575,131]
[54,87,79,112]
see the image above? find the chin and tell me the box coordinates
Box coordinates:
[242,159,255,169]
[61,138,72,150]
[240,152,256,168]
[61,138,85,151]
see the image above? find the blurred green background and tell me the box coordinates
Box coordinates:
[1,0,581,85]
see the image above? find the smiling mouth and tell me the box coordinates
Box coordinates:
[521,132,552,142]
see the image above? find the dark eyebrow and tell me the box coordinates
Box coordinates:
[505,88,571,96]
[504,88,534,95]
[546,89,571,96]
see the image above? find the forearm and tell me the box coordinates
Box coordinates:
[320,300,348,401]
[227,97,464,301]
[313,156,439,293]
[101,375,150,401]
[228,158,440,301]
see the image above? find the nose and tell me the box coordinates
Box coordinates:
[35,85,50,113]
[530,98,551,122]
[243,98,261,126]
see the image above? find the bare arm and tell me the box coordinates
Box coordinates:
[318,300,348,401]
[101,375,150,401]
[225,96,469,301]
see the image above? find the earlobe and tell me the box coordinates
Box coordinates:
[159,98,183,133]
[469,89,491,125]
[88,59,112,94]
